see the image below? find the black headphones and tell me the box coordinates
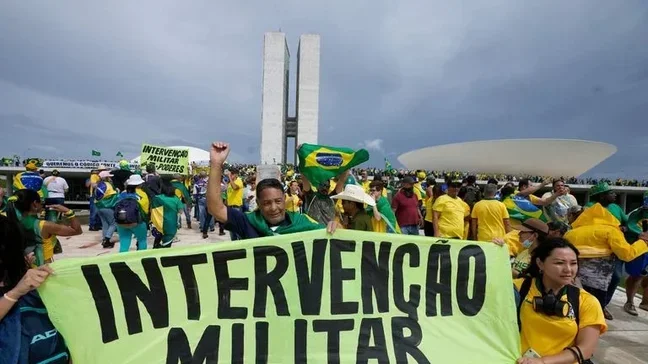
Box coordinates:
[532,281,571,317]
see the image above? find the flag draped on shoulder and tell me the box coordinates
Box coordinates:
[297,143,369,187]
[502,194,546,223]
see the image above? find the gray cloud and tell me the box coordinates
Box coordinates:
[0,1,646,178]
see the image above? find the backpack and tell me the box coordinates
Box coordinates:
[0,291,70,364]
[462,185,482,208]
[114,195,142,225]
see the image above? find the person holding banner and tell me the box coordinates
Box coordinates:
[207,142,335,238]
[515,238,606,364]
[0,215,70,364]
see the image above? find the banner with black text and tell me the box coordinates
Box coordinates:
[39,230,519,363]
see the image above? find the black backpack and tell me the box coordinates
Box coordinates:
[462,185,482,208]
[113,196,141,225]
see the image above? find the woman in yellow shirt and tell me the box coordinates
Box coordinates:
[285,181,302,213]
[515,238,606,364]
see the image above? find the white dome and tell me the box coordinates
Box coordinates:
[130,146,210,164]
[398,139,617,177]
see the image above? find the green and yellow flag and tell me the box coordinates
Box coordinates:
[297,143,369,186]
[92,150,101,157]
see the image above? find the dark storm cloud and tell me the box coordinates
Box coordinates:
[0,1,646,177]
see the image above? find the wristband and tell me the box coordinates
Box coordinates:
[565,347,581,364]
[64,210,75,218]
[3,293,18,302]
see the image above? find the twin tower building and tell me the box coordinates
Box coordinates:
[260,32,320,165]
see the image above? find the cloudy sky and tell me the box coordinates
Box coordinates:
[1,1,647,178]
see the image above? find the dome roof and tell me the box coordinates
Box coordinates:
[130,146,210,164]
[397,139,616,177]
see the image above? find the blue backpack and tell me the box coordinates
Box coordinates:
[0,291,69,364]
[113,194,141,225]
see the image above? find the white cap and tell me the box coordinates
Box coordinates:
[98,171,113,179]
[125,174,145,186]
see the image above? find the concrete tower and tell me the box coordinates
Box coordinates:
[261,32,320,164]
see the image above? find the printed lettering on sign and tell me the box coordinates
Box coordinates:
[139,144,190,175]
[38,230,520,363]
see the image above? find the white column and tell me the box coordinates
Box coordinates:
[261,32,289,165]
[296,34,320,146]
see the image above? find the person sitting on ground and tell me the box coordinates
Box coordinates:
[7,189,82,265]
[0,215,70,363]
[207,142,336,239]
[331,184,375,232]
[515,238,606,364]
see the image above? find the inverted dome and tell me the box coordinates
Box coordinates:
[130,146,209,164]
[397,139,617,177]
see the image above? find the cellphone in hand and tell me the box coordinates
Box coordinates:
[523,348,541,358]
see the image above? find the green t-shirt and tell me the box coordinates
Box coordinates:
[584,202,628,225]
[348,210,373,232]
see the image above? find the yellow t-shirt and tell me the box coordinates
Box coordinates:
[361,180,371,193]
[424,196,434,222]
[529,194,542,205]
[227,177,244,207]
[285,194,301,212]
[433,195,470,238]
[511,249,531,276]
[471,199,510,242]
[89,173,101,195]
[38,221,57,262]
[514,278,607,358]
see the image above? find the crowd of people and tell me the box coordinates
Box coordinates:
[1,142,647,363]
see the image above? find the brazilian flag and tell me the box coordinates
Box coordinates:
[297,144,369,187]
[502,194,546,223]
[151,195,184,238]
[627,207,648,237]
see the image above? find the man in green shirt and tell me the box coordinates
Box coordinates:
[585,182,628,226]
[331,184,375,232]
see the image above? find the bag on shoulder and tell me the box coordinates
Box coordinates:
[18,292,69,364]
[463,185,482,208]
[114,196,141,225]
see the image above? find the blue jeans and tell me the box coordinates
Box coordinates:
[178,204,192,227]
[97,208,116,239]
[197,196,212,233]
[89,197,102,229]
[401,225,420,235]
[117,223,148,252]
[605,259,624,307]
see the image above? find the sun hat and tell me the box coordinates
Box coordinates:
[589,182,612,196]
[125,174,145,186]
[331,184,376,207]
[514,218,549,234]
[97,164,108,171]
[98,171,113,179]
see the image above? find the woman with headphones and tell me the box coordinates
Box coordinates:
[515,238,607,364]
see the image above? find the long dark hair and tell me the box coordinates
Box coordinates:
[522,237,579,278]
[9,189,41,214]
[0,214,29,290]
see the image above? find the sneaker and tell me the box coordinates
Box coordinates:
[603,307,614,320]
[209,227,215,232]
[101,238,114,249]
[219,231,226,236]
[624,302,638,316]
[202,232,208,239]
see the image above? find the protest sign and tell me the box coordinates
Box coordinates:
[39,231,519,363]
[140,144,189,174]
[256,164,281,184]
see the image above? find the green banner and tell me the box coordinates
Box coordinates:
[139,144,189,174]
[38,231,519,363]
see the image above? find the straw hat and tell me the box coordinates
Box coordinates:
[331,184,376,207]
